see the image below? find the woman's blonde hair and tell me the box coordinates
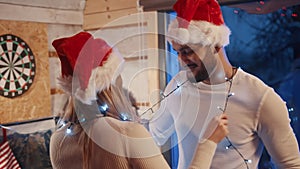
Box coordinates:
[58,81,138,169]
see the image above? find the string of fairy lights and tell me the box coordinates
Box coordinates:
[139,68,252,168]
[140,79,189,116]
[219,75,252,169]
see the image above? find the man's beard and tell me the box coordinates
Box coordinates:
[186,67,209,83]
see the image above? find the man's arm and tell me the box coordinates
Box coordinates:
[257,89,300,168]
[189,113,228,169]
[149,99,175,146]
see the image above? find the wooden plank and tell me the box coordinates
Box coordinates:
[124,56,148,62]
[83,7,138,30]
[143,12,160,112]
[136,102,150,107]
[0,0,85,10]
[140,0,175,11]
[85,0,137,14]
[0,3,83,25]
[51,88,65,95]
[49,51,58,58]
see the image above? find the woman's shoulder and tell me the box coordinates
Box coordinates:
[90,117,162,158]
[93,117,150,138]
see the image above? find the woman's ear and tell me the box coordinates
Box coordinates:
[214,46,221,53]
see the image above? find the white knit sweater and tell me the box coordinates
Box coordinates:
[150,68,300,169]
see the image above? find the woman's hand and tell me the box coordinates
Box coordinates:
[208,113,228,143]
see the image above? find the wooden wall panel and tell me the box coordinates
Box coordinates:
[0,0,85,10]
[0,20,51,124]
[47,24,83,51]
[140,0,175,11]
[88,12,161,117]
[85,0,136,14]
[0,3,83,25]
[83,0,139,30]
[84,7,137,30]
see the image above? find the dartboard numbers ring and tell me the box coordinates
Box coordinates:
[0,34,36,98]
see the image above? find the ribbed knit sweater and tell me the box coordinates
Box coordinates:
[50,117,217,169]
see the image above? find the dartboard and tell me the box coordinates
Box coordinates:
[0,34,36,98]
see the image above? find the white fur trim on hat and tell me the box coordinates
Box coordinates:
[167,19,231,47]
[57,50,125,105]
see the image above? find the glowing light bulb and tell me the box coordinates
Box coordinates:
[119,112,132,121]
[217,106,224,112]
[245,159,252,164]
[101,104,109,111]
[160,91,166,98]
[99,103,109,115]
[57,121,66,129]
[79,117,86,123]
[66,127,72,134]
[228,93,235,97]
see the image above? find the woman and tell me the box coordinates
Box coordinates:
[50,32,228,169]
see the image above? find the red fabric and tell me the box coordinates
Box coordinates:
[52,32,111,90]
[52,32,91,77]
[0,128,21,169]
[173,0,224,28]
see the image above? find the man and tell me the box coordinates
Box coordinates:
[149,0,300,168]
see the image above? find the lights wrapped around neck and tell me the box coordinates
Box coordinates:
[98,103,132,121]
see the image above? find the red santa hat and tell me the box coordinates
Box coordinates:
[52,32,124,105]
[168,0,231,47]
